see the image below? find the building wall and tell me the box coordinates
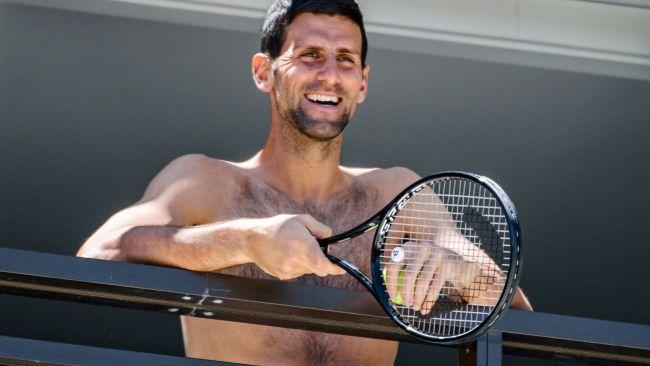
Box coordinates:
[1,3,648,365]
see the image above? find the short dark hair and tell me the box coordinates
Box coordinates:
[260,0,368,67]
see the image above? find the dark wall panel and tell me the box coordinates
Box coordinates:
[1,3,648,365]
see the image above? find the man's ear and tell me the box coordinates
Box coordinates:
[252,53,273,93]
[357,64,371,104]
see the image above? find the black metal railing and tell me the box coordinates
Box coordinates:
[0,247,648,365]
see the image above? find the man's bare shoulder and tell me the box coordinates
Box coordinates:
[140,154,245,223]
[144,154,240,195]
[342,166,421,199]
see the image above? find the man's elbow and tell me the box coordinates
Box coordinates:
[77,232,127,262]
[510,287,533,311]
[77,245,123,262]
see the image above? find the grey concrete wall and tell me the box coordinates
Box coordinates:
[1,3,648,365]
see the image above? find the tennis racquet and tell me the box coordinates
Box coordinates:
[317,172,522,344]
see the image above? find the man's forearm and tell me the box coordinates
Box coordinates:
[77,221,257,272]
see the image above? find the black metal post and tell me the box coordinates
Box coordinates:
[485,332,503,366]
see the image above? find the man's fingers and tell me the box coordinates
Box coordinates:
[400,242,430,308]
[401,260,425,308]
[297,214,332,239]
[302,237,345,276]
[466,279,503,307]
[421,276,444,315]
[295,215,343,275]
[412,272,433,312]
[324,257,346,276]
[412,254,441,311]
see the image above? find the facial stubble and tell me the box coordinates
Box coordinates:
[274,70,352,143]
[284,105,351,142]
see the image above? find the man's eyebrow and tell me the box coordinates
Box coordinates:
[298,45,324,52]
[295,45,360,55]
[337,47,361,56]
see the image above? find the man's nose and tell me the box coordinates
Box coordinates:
[316,56,339,86]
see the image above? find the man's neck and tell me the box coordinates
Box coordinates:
[246,124,350,203]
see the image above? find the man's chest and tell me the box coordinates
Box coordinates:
[213,177,384,289]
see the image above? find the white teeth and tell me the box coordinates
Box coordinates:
[306,94,339,104]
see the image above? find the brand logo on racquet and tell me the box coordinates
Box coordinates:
[390,247,405,263]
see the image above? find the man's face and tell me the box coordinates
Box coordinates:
[270,13,369,141]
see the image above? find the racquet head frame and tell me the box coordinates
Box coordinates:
[319,171,523,344]
[369,171,522,344]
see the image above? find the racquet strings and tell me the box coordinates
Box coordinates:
[379,177,510,338]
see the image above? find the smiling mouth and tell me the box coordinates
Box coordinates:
[305,93,340,107]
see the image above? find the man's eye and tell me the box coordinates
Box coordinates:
[301,51,318,58]
[337,56,354,64]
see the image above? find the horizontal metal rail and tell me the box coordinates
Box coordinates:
[0,335,235,366]
[0,247,648,365]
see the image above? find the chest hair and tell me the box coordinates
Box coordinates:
[215,175,381,290]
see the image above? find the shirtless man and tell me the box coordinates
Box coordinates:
[78,1,531,365]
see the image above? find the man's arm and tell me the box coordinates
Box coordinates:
[78,154,224,269]
[77,154,345,278]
